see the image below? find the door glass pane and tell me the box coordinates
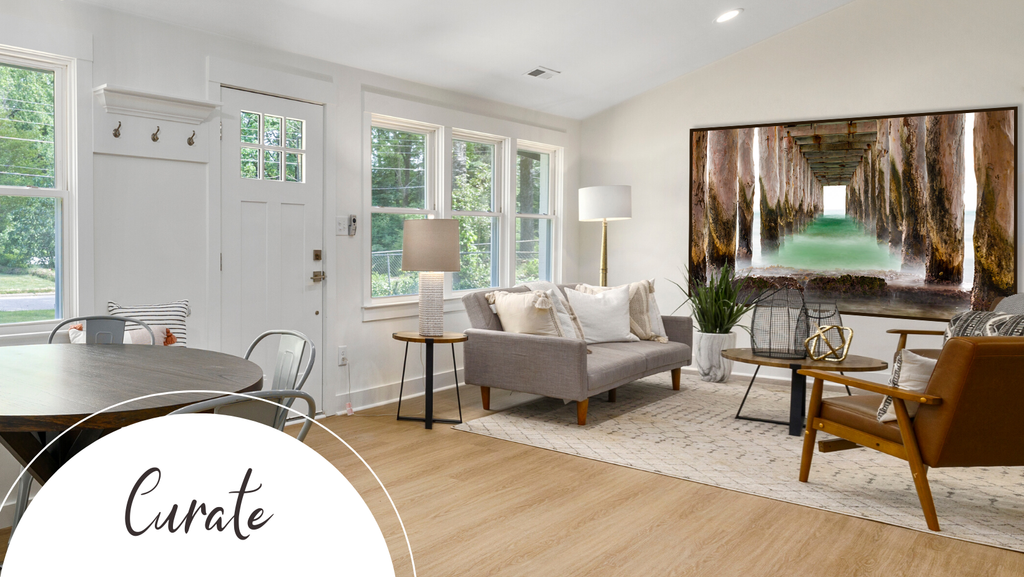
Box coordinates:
[263,115,282,146]
[241,147,259,179]
[452,140,494,212]
[0,196,59,324]
[453,216,498,291]
[516,217,552,284]
[0,63,56,188]
[286,118,303,150]
[263,150,281,180]
[516,150,550,215]
[370,213,425,297]
[371,127,426,209]
[285,153,302,182]
[240,111,260,144]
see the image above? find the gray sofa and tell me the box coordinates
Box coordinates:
[462,284,693,425]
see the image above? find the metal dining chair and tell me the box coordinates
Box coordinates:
[244,330,316,428]
[170,389,316,442]
[48,315,156,345]
[9,315,159,537]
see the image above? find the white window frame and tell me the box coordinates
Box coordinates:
[367,115,441,306]
[0,45,76,334]
[363,105,564,314]
[510,140,562,288]
[448,128,506,294]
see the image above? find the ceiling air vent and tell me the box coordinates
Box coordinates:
[524,66,560,80]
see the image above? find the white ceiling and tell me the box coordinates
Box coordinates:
[76,0,856,119]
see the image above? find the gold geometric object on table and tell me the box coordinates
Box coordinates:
[804,325,854,362]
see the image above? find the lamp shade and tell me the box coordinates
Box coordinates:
[401,219,461,272]
[579,185,632,221]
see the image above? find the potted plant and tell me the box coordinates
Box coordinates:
[670,265,758,382]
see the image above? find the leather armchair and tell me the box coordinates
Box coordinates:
[797,336,1024,531]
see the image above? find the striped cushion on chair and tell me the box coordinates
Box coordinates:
[108,300,190,346]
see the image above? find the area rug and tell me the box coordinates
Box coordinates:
[454,373,1024,552]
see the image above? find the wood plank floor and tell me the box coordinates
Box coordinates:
[2,385,1022,575]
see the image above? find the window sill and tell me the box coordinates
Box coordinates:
[0,320,60,346]
[362,297,466,322]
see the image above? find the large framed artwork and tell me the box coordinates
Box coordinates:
[689,108,1018,320]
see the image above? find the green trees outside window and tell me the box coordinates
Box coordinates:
[0,61,60,323]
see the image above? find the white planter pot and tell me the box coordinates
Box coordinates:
[694,331,737,383]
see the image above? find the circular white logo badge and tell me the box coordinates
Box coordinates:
[4,413,396,576]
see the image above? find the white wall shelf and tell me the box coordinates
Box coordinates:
[93,84,220,124]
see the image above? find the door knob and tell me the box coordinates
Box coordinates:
[311,271,326,282]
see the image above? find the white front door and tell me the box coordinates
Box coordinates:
[220,87,324,410]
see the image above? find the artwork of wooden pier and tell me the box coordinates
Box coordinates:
[689,108,1017,319]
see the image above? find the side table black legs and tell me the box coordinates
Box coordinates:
[396,339,463,429]
[735,364,807,436]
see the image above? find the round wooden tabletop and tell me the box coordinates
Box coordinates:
[392,331,468,344]
[0,344,263,432]
[720,348,888,372]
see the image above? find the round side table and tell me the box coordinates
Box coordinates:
[392,331,468,429]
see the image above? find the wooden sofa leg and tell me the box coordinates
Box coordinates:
[671,368,681,391]
[577,399,588,426]
[480,386,491,411]
[608,389,616,402]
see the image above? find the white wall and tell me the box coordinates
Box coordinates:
[579,0,1024,381]
[0,0,581,527]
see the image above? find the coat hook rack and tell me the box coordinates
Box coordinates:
[151,126,160,142]
[112,121,121,138]
[187,131,196,146]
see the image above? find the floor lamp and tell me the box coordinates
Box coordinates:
[401,218,461,337]
[579,185,632,286]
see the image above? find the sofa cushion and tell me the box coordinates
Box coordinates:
[589,341,690,372]
[586,346,647,391]
[820,393,903,445]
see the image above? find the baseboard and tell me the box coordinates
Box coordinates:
[335,368,462,415]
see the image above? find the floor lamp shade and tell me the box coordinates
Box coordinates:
[578,185,632,286]
[401,219,461,337]
[579,185,632,221]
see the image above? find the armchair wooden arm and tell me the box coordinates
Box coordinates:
[886,328,945,358]
[798,369,942,406]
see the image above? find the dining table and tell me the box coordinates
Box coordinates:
[0,343,263,489]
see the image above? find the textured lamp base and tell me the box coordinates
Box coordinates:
[418,271,445,337]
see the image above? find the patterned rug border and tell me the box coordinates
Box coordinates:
[453,376,1024,553]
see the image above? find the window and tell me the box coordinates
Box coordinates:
[0,49,69,325]
[240,111,305,181]
[515,147,554,284]
[451,136,499,291]
[368,116,561,303]
[369,123,432,298]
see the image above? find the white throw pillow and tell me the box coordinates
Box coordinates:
[68,323,179,345]
[575,280,665,342]
[486,290,564,337]
[108,300,190,346]
[565,286,638,344]
[876,349,938,422]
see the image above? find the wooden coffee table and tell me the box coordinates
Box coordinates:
[720,348,888,436]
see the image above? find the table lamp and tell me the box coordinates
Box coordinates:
[401,218,461,337]
[579,185,632,286]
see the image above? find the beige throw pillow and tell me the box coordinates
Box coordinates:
[486,290,564,337]
[576,280,667,343]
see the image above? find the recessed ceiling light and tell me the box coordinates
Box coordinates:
[715,9,742,23]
